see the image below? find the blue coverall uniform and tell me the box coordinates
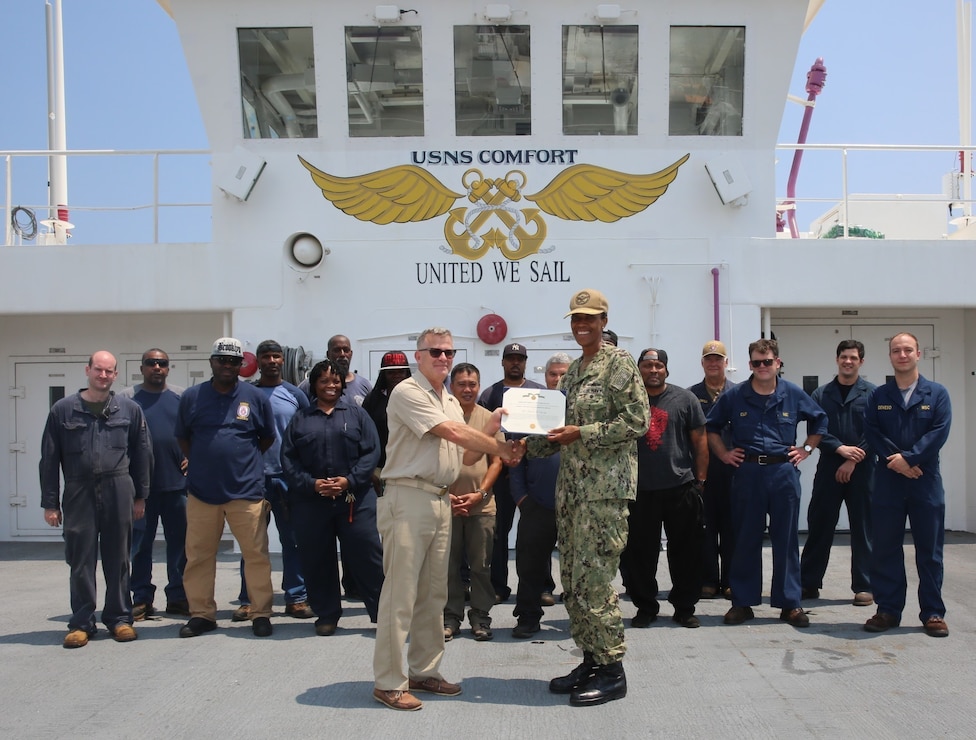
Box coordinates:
[801,376,876,595]
[706,378,827,610]
[864,375,951,624]
[39,391,151,633]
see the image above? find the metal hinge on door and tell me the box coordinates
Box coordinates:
[8,386,25,399]
[10,495,27,507]
[9,442,26,453]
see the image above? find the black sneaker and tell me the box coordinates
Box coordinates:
[512,621,541,639]
[164,601,191,617]
[630,610,658,628]
[252,617,273,637]
[672,613,700,628]
[179,617,217,638]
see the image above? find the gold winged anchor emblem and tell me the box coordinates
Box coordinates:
[298,153,690,261]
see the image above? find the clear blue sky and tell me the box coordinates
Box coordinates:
[1,0,972,240]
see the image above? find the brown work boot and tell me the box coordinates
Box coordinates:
[285,601,315,619]
[63,630,91,649]
[110,624,138,642]
[864,611,900,633]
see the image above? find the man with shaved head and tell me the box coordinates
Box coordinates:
[40,350,152,648]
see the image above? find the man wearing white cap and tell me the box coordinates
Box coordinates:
[175,337,278,638]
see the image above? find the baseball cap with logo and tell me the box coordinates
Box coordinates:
[212,337,245,359]
[701,340,728,359]
[564,288,609,318]
[502,342,528,358]
[380,351,410,370]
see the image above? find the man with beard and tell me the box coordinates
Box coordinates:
[621,349,707,629]
[175,338,277,638]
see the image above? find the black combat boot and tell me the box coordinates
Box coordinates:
[549,652,596,694]
[569,660,627,706]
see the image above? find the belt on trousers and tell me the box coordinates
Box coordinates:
[384,477,450,496]
[743,454,790,465]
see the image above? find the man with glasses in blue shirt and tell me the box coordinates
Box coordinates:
[705,338,827,629]
[121,349,189,620]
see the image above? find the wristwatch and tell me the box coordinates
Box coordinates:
[803,444,814,454]
[477,488,488,501]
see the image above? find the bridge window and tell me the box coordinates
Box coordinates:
[238,28,318,139]
[669,26,744,136]
[562,25,638,136]
[454,25,532,136]
[345,26,425,137]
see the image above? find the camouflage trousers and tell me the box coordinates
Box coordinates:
[556,493,630,664]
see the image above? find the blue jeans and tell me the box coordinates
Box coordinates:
[131,488,187,605]
[239,477,307,605]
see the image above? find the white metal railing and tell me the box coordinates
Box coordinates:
[3,145,974,245]
[775,143,975,238]
[2,149,211,246]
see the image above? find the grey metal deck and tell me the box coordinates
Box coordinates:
[2,532,973,738]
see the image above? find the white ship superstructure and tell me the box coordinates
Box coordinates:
[1,0,974,539]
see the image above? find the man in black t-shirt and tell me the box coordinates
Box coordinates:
[620,348,708,629]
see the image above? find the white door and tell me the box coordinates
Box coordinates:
[772,323,935,530]
[11,361,87,535]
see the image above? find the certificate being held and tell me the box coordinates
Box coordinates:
[501,388,566,435]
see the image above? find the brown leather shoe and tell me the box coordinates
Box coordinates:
[231,605,251,622]
[373,688,422,711]
[408,677,462,696]
[723,606,754,625]
[63,630,90,649]
[540,591,556,607]
[285,601,315,619]
[923,616,949,637]
[111,624,138,642]
[780,607,810,627]
[864,611,900,633]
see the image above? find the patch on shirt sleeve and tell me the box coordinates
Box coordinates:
[236,402,251,421]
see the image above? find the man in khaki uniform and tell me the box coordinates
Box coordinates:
[372,328,520,711]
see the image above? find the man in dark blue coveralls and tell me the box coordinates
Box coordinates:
[800,339,876,607]
[706,338,827,628]
[40,350,151,648]
[863,332,951,638]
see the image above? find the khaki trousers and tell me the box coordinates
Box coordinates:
[184,494,273,620]
[373,482,452,690]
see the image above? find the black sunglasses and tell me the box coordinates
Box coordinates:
[143,359,170,368]
[214,356,244,366]
[423,348,457,359]
[750,358,777,368]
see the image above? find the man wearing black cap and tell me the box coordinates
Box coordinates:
[233,340,313,623]
[479,342,545,603]
[621,349,708,629]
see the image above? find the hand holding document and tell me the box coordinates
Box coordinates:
[501,388,566,435]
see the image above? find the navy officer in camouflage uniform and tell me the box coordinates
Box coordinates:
[523,288,649,707]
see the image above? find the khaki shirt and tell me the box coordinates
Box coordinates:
[382,373,465,487]
[449,404,503,516]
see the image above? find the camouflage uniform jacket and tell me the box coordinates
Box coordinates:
[526,344,649,502]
